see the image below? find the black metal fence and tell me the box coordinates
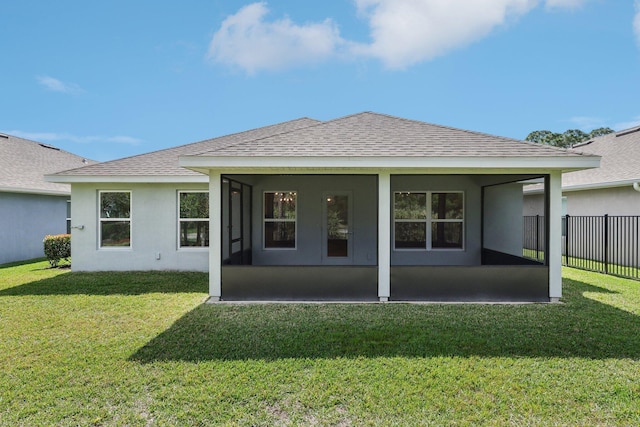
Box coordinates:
[522,215,545,262]
[523,215,640,280]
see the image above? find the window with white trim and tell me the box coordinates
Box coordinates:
[264,191,296,249]
[394,191,464,250]
[179,191,209,247]
[99,191,131,248]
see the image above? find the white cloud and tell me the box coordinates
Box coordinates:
[36,75,84,94]
[6,130,142,146]
[207,2,345,74]
[207,1,602,73]
[352,0,538,69]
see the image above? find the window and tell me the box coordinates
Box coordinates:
[179,191,209,247]
[264,191,296,249]
[99,191,131,248]
[394,191,464,250]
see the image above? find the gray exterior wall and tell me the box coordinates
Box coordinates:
[0,192,68,264]
[69,174,531,272]
[70,183,209,272]
[523,193,545,216]
[524,185,640,216]
[565,186,640,216]
[484,183,524,257]
[391,175,482,266]
[242,175,378,266]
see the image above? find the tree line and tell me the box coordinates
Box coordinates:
[525,127,614,148]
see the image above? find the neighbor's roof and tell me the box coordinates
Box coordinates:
[49,112,598,182]
[0,133,94,195]
[561,126,640,190]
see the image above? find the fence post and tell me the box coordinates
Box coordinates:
[604,214,609,274]
[565,214,570,266]
[535,214,540,260]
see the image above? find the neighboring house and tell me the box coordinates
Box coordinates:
[524,126,640,216]
[48,112,599,302]
[0,133,93,264]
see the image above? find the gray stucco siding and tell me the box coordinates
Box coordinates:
[390,175,482,266]
[483,183,524,257]
[523,193,545,216]
[524,185,640,217]
[70,183,209,271]
[245,175,378,266]
[0,192,69,264]
[565,186,640,216]
[69,173,536,272]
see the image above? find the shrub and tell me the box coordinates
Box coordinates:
[43,234,71,267]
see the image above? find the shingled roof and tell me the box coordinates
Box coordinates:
[200,112,586,158]
[0,133,93,195]
[50,112,597,182]
[562,126,640,189]
[52,118,320,178]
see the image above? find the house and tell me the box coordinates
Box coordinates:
[522,126,640,273]
[47,112,599,302]
[0,133,93,264]
[524,126,640,216]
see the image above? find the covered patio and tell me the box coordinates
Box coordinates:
[179,114,597,302]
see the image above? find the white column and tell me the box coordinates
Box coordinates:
[209,171,222,301]
[378,173,391,302]
[548,171,562,302]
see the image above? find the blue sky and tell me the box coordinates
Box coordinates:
[1,1,639,162]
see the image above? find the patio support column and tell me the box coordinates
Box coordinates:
[548,171,562,302]
[378,172,391,302]
[209,171,222,301]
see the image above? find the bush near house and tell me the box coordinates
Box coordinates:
[43,234,71,267]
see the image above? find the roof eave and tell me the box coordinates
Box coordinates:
[45,174,209,184]
[562,179,640,192]
[179,155,601,174]
[0,186,71,196]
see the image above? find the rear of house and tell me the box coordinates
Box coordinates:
[49,113,599,302]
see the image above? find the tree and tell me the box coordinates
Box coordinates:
[589,127,614,138]
[562,129,589,147]
[524,130,565,147]
[525,126,614,148]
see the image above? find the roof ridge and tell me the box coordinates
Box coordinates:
[350,112,580,155]
[615,126,640,137]
[195,112,390,155]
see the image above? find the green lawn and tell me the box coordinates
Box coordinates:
[523,249,640,281]
[1,260,639,426]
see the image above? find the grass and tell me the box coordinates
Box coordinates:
[523,249,640,281]
[1,260,639,425]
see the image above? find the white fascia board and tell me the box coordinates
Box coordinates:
[524,178,640,195]
[179,155,600,174]
[563,179,640,192]
[0,186,70,196]
[45,174,209,184]
[522,185,545,195]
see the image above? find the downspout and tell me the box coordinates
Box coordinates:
[633,182,640,193]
